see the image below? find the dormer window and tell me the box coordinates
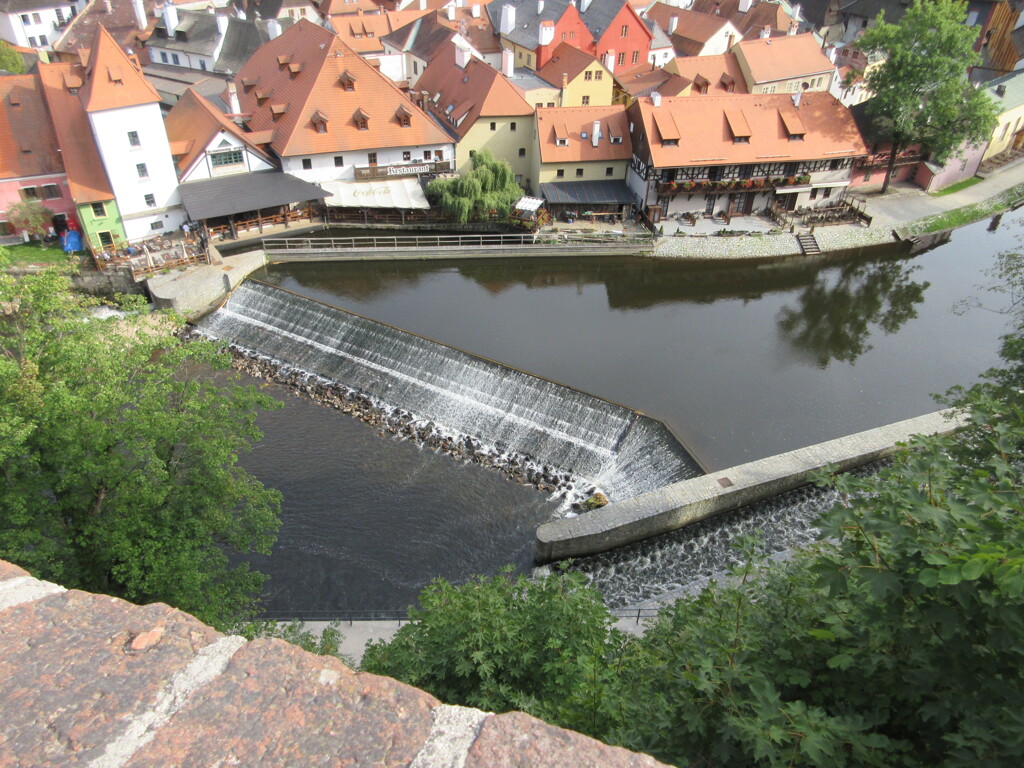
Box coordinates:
[556,138,568,146]
[610,136,623,144]
[339,71,356,91]
[396,105,412,126]
[256,88,272,105]
[353,108,370,130]
[277,54,290,70]
[288,61,303,79]
[663,139,679,146]
[311,110,329,133]
[270,103,288,121]
[241,76,259,90]
[694,75,709,95]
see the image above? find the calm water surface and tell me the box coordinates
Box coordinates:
[241,213,1021,612]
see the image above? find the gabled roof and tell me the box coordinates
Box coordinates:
[0,74,64,180]
[438,5,501,54]
[317,0,388,15]
[380,12,454,60]
[644,16,673,50]
[734,33,834,84]
[537,104,632,163]
[79,24,160,112]
[669,52,748,95]
[633,92,867,168]
[216,17,295,75]
[150,9,220,57]
[580,0,650,45]
[54,0,160,57]
[615,62,690,99]
[164,87,276,177]
[688,0,791,39]
[645,4,736,50]
[37,60,115,203]
[984,69,1024,113]
[329,11,413,55]
[234,19,451,157]
[535,42,604,88]
[486,0,576,51]
[414,41,534,139]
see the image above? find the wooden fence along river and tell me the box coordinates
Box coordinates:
[262,231,657,260]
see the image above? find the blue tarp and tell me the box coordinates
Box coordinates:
[63,230,81,253]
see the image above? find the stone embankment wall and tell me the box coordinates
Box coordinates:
[0,560,666,768]
[535,410,961,563]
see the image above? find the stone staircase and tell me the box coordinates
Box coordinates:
[796,232,821,255]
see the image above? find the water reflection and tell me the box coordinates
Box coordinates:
[776,257,930,368]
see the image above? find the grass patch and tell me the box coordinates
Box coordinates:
[2,242,74,266]
[931,176,984,197]
[903,181,1024,235]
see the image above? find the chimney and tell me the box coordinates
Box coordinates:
[592,120,600,147]
[418,0,427,10]
[455,45,470,68]
[164,4,179,31]
[651,91,661,106]
[825,44,837,63]
[604,49,615,73]
[997,83,1007,97]
[132,0,147,29]
[792,91,801,108]
[538,0,544,14]
[788,21,798,35]
[738,0,751,11]
[228,81,241,114]
[267,19,282,39]
[561,71,568,87]
[500,4,515,35]
[580,0,592,11]
[760,25,770,39]
[793,3,802,21]
[103,0,112,13]
[472,3,481,17]
[217,13,229,36]
[501,46,514,77]
[539,20,554,46]
[447,4,456,20]
[668,16,678,34]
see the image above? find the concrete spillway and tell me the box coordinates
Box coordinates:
[196,280,702,501]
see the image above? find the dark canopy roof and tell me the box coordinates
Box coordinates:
[539,179,634,205]
[178,172,327,220]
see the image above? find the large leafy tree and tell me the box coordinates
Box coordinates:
[0,41,24,74]
[425,150,522,224]
[6,201,54,245]
[0,260,282,628]
[857,0,998,193]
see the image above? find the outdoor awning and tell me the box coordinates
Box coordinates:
[178,172,328,220]
[538,180,634,206]
[514,195,545,212]
[320,178,430,209]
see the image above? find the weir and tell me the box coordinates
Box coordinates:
[196,280,703,501]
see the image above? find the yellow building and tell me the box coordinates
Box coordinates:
[532,105,634,215]
[983,70,1024,162]
[535,43,615,108]
[416,43,537,185]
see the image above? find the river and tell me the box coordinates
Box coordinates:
[238,212,1020,614]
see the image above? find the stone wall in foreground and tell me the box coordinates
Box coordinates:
[0,560,667,768]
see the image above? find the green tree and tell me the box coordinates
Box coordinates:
[0,259,282,628]
[362,567,627,736]
[857,0,998,193]
[0,41,25,74]
[425,150,523,224]
[6,200,55,245]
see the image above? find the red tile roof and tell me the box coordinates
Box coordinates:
[36,61,115,203]
[164,88,276,177]
[633,91,867,168]
[734,33,834,84]
[0,75,65,181]
[79,24,160,112]
[235,19,452,158]
[414,41,534,139]
[537,104,632,163]
[614,62,690,98]
[669,52,748,95]
[536,42,603,89]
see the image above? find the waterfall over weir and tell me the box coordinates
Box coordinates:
[197,280,703,501]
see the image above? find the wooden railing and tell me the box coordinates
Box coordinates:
[656,175,811,196]
[263,231,655,254]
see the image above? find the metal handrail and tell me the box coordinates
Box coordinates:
[258,606,664,624]
[262,231,654,253]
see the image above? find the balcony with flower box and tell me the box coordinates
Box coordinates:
[656,175,811,196]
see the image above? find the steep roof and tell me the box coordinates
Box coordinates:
[633,91,866,168]
[234,19,451,157]
[486,0,575,51]
[984,68,1024,113]
[537,104,632,162]
[382,13,454,60]
[150,9,220,57]
[687,0,791,39]
[536,42,603,88]
[329,11,415,55]
[79,24,160,112]
[163,87,275,176]
[580,0,649,44]
[216,17,296,75]
[415,41,534,139]
[54,0,160,58]
[669,52,748,94]
[734,33,834,83]
[645,4,735,48]
[615,62,690,99]
[36,60,115,202]
[0,74,64,180]
[438,5,502,54]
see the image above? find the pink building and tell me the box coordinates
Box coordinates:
[0,74,76,238]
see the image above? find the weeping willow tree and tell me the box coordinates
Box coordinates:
[426,150,523,224]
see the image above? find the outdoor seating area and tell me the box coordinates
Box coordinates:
[93,230,209,281]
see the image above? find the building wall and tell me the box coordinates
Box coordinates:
[748,70,834,94]
[983,101,1024,160]
[0,175,77,234]
[561,63,614,107]
[535,6,593,70]
[691,23,740,57]
[282,140,457,183]
[88,102,185,240]
[594,4,650,73]
[647,44,674,68]
[533,158,629,185]
[917,142,986,193]
[0,5,76,49]
[457,116,534,185]
[148,45,215,72]
[522,83,563,109]
[506,40,537,71]
[180,134,275,183]
[78,198,126,252]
